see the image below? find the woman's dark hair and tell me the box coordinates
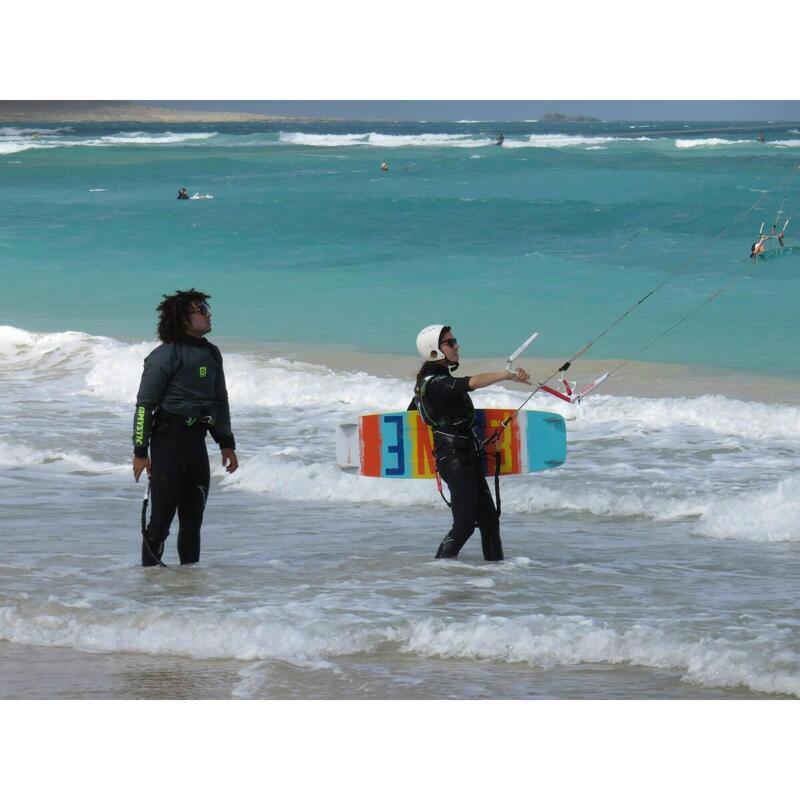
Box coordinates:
[415,325,450,385]
[156,288,211,343]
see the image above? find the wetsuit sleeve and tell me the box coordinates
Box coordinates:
[132,345,176,457]
[210,346,235,451]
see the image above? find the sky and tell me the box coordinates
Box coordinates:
[142,100,800,122]
[8,5,799,122]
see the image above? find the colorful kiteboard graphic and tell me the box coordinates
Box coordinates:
[335,409,566,478]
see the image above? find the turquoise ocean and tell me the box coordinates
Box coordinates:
[1,119,800,699]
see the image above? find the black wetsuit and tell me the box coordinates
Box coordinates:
[409,362,503,561]
[133,334,235,566]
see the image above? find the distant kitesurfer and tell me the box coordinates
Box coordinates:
[758,132,766,143]
[178,188,189,200]
[132,289,238,566]
[380,162,389,172]
[409,325,530,561]
[751,234,768,258]
[496,132,504,146]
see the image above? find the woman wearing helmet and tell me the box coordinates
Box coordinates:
[410,324,531,561]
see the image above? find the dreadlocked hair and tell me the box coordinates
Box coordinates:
[156,288,211,343]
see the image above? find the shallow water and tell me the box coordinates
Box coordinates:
[2,119,799,698]
[1,331,799,698]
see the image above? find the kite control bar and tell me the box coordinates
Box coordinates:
[506,331,539,376]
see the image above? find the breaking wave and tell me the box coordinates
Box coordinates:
[0,603,796,697]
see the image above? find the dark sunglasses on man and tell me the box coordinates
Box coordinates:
[440,337,457,348]
[191,302,211,316]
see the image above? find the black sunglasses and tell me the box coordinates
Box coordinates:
[440,337,457,348]
[191,302,211,316]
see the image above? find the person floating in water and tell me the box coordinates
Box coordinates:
[495,132,504,146]
[750,233,772,258]
[751,234,769,258]
[177,188,189,200]
[380,162,389,172]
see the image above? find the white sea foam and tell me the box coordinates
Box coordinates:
[770,139,800,148]
[0,126,72,136]
[503,479,800,541]
[0,126,71,156]
[675,138,753,148]
[220,448,438,507]
[504,134,620,149]
[279,132,370,147]
[0,141,54,156]
[366,133,490,148]
[399,614,800,697]
[279,132,493,148]
[0,603,382,669]
[1,603,795,696]
[217,448,800,541]
[85,345,415,411]
[0,131,217,155]
[693,475,800,541]
[6,327,800,440]
[85,132,217,146]
[574,393,800,440]
[5,327,800,541]
[0,437,125,474]
[0,326,117,376]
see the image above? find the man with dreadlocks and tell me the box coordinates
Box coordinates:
[132,289,238,566]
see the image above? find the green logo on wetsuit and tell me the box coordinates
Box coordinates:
[134,405,146,445]
[199,366,207,377]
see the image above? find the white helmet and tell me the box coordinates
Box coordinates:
[416,324,447,361]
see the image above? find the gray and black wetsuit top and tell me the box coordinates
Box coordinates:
[133,334,235,457]
[409,362,475,435]
[409,362,480,472]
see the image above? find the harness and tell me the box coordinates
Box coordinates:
[415,374,474,430]
[155,409,216,433]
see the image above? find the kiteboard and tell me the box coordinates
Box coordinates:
[757,244,800,261]
[336,409,566,478]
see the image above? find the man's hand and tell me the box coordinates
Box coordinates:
[222,448,239,474]
[133,456,151,482]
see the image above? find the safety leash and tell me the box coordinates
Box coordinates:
[141,480,168,568]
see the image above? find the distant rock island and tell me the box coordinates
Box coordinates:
[540,112,601,123]
[0,101,299,123]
